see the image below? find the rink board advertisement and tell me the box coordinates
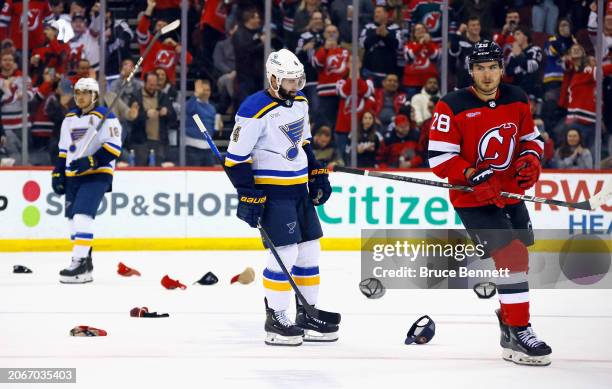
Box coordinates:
[0,169,609,251]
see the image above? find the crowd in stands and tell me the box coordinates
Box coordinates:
[0,0,610,170]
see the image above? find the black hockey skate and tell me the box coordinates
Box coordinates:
[295,297,339,342]
[59,249,93,284]
[264,298,303,346]
[495,309,551,366]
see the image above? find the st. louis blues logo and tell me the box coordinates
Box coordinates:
[70,128,89,142]
[279,118,304,160]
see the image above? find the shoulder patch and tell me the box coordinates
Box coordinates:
[236,91,276,119]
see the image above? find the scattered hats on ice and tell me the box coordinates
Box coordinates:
[404,315,435,345]
[230,267,255,285]
[130,306,169,318]
[13,265,32,274]
[161,275,187,290]
[473,281,497,299]
[194,271,219,285]
[117,262,141,277]
[70,325,107,337]
[359,277,386,299]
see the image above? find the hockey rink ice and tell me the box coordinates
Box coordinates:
[1,250,611,388]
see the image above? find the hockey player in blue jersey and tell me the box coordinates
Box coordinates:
[51,78,122,284]
[225,49,338,346]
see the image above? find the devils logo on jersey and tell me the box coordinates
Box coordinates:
[423,12,441,32]
[478,123,517,170]
[155,49,175,68]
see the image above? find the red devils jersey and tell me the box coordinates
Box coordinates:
[428,84,543,208]
[0,0,50,50]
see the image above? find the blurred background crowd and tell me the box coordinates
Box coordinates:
[0,0,610,170]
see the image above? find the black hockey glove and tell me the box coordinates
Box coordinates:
[51,169,66,195]
[308,167,331,205]
[69,155,98,174]
[236,188,266,228]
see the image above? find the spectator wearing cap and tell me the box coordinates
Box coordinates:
[377,113,422,168]
[346,110,383,168]
[185,79,217,166]
[69,12,100,71]
[373,73,407,129]
[137,0,193,84]
[410,76,440,127]
[403,23,440,98]
[312,125,344,169]
[359,5,402,88]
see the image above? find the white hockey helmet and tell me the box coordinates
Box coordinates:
[74,77,99,94]
[266,49,305,91]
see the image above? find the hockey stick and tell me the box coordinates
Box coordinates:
[192,114,341,325]
[75,19,182,158]
[334,166,612,211]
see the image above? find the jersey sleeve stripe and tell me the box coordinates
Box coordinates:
[428,153,458,168]
[428,140,461,153]
[519,149,542,158]
[224,157,253,167]
[102,143,122,157]
[519,129,541,142]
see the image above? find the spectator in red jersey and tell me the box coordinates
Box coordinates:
[313,23,350,127]
[493,8,519,63]
[69,59,95,85]
[335,64,376,163]
[0,0,51,51]
[403,23,440,98]
[137,0,192,84]
[346,110,383,168]
[373,73,407,128]
[199,0,230,70]
[30,20,71,84]
[376,113,422,168]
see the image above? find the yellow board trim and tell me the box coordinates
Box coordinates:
[263,278,292,291]
[254,176,308,185]
[253,102,279,119]
[102,143,122,157]
[0,238,607,252]
[293,275,320,286]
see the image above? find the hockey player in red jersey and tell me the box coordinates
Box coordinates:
[428,40,552,366]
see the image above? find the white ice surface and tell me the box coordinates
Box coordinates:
[1,250,611,389]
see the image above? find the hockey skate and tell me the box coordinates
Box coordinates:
[295,297,339,342]
[495,309,551,366]
[59,249,93,284]
[264,298,303,346]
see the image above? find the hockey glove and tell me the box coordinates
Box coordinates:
[236,188,266,228]
[466,165,505,208]
[512,153,541,189]
[308,167,332,205]
[51,169,66,195]
[69,155,98,174]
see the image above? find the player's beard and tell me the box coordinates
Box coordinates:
[474,78,500,97]
[278,86,297,100]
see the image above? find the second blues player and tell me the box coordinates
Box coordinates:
[225,49,338,346]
